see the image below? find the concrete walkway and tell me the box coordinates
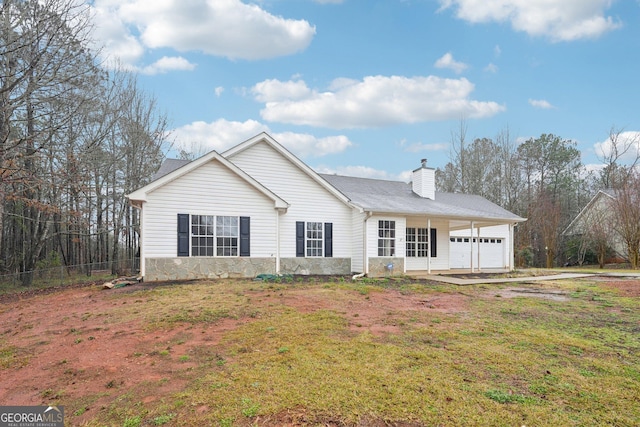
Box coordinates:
[417,273,596,286]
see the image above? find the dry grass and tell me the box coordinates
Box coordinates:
[7,276,639,426]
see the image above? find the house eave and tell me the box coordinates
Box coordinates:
[127,149,289,210]
[358,207,525,225]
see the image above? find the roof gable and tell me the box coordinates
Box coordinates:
[563,189,616,235]
[126,150,289,209]
[224,132,351,206]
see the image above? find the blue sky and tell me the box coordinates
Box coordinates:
[91,0,640,181]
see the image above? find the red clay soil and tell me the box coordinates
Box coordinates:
[0,281,470,425]
[598,279,640,297]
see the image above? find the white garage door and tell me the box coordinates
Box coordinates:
[449,237,505,269]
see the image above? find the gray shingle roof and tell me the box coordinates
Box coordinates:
[320,174,524,222]
[152,158,190,181]
[151,158,523,222]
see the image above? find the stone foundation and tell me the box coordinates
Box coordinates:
[368,257,404,277]
[280,258,351,275]
[144,257,276,281]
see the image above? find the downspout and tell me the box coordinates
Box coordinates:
[275,209,282,274]
[140,205,145,278]
[363,211,373,275]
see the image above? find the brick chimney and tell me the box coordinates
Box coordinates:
[412,159,435,200]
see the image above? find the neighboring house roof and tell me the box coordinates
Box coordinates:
[127,150,289,209]
[321,174,525,223]
[563,189,616,235]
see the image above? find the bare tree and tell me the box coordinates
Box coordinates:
[579,196,615,268]
[612,173,640,269]
[596,127,640,189]
[0,0,99,282]
[448,118,469,193]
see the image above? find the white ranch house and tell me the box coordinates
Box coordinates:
[127,133,525,281]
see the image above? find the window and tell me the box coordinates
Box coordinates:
[378,220,395,256]
[306,222,323,257]
[192,215,214,256]
[406,228,428,257]
[216,216,238,256]
[178,214,249,257]
[296,221,333,258]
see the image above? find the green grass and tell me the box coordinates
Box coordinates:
[17,277,640,426]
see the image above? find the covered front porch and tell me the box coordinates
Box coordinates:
[403,216,518,274]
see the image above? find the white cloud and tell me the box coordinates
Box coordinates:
[434,52,469,74]
[494,45,502,57]
[252,79,313,102]
[594,131,640,164]
[273,132,353,158]
[91,0,315,69]
[315,165,398,180]
[313,0,344,3]
[438,0,622,41]
[171,119,353,159]
[91,2,145,67]
[140,56,196,75]
[528,99,555,109]
[172,119,269,153]
[252,75,505,129]
[484,63,498,73]
[214,87,225,97]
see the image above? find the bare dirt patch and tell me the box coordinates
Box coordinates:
[0,284,244,421]
[246,286,470,335]
[0,280,469,424]
[490,287,570,301]
[597,279,640,297]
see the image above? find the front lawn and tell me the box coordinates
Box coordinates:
[0,276,638,426]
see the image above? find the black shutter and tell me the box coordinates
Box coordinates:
[240,217,250,257]
[177,214,189,257]
[430,228,437,258]
[296,221,305,257]
[324,222,333,258]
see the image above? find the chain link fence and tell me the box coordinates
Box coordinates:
[0,258,139,290]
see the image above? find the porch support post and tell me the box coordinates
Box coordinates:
[509,223,515,271]
[470,221,475,273]
[477,224,481,272]
[427,218,431,274]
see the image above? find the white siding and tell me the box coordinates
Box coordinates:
[351,210,366,272]
[143,159,278,258]
[411,167,435,200]
[404,218,449,271]
[229,141,353,258]
[367,216,406,260]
